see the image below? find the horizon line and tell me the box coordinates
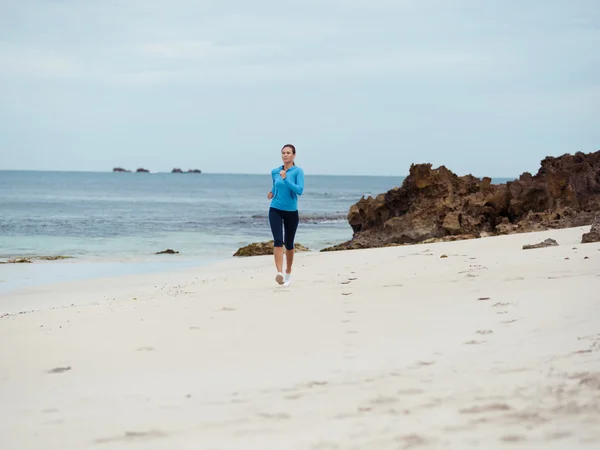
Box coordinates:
[0,169,517,179]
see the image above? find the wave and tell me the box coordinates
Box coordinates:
[251,213,347,224]
[300,213,347,224]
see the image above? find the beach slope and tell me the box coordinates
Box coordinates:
[1,226,599,449]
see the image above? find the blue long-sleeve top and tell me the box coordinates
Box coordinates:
[270,165,305,211]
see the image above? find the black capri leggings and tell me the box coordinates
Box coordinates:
[269,207,299,250]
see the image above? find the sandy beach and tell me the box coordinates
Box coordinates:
[1,226,599,449]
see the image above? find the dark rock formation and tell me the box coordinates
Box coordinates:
[155,249,179,254]
[136,168,150,173]
[234,241,309,257]
[113,167,131,172]
[522,238,559,250]
[322,151,600,251]
[187,169,202,174]
[0,255,73,264]
[172,168,183,173]
[582,214,600,243]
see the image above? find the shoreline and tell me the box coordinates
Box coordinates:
[0,226,595,313]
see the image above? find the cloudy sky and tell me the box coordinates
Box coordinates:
[0,0,598,176]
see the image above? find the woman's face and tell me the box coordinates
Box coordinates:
[281,147,295,165]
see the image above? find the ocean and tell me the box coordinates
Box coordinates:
[0,171,403,294]
[0,170,513,295]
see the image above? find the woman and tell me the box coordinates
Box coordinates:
[267,144,305,286]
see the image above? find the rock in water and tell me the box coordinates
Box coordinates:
[522,238,559,250]
[321,151,600,252]
[234,241,309,257]
[156,249,179,254]
[581,214,600,244]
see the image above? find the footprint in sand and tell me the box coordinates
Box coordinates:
[500,435,526,443]
[504,276,525,281]
[460,403,511,414]
[415,360,435,366]
[396,434,428,449]
[47,366,71,374]
[93,430,167,444]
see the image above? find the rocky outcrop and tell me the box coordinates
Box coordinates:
[234,241,309,257]
[155,249,179,254]
[522,238,559,250]
[136,168,150,173]
[582,214,600,243]
[322,151,600,251]
[0,255,73,264]
[172,168,201,173]
[113,167,131,173]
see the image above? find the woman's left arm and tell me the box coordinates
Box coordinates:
[284,168,304,195]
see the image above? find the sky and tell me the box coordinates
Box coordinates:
[0,0,598,177]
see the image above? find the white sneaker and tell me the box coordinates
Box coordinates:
[275,272,284,285]
[283,273,292,287]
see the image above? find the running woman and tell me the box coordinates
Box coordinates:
[266,144,305,286]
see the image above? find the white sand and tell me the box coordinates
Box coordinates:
[1,226,599,449]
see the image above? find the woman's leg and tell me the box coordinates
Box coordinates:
[283,210,300,274]
[268,208,284,275]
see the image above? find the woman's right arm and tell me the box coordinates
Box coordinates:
[267,170,275,198]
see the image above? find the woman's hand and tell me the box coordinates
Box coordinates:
[267,191,273,199]
[280,170,287,180]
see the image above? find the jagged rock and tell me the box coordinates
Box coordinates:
[582,214,600,243]
[187,169,202,174]
[321,151,600,252]
[113,167,130,173]
[522,238,559,250]
[156,249,179,254]
[136,168,149,173]
[172,168,183,173]
[234,241,309,257]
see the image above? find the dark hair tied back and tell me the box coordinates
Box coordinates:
[282,144,296,165]
[282,144,296,154]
